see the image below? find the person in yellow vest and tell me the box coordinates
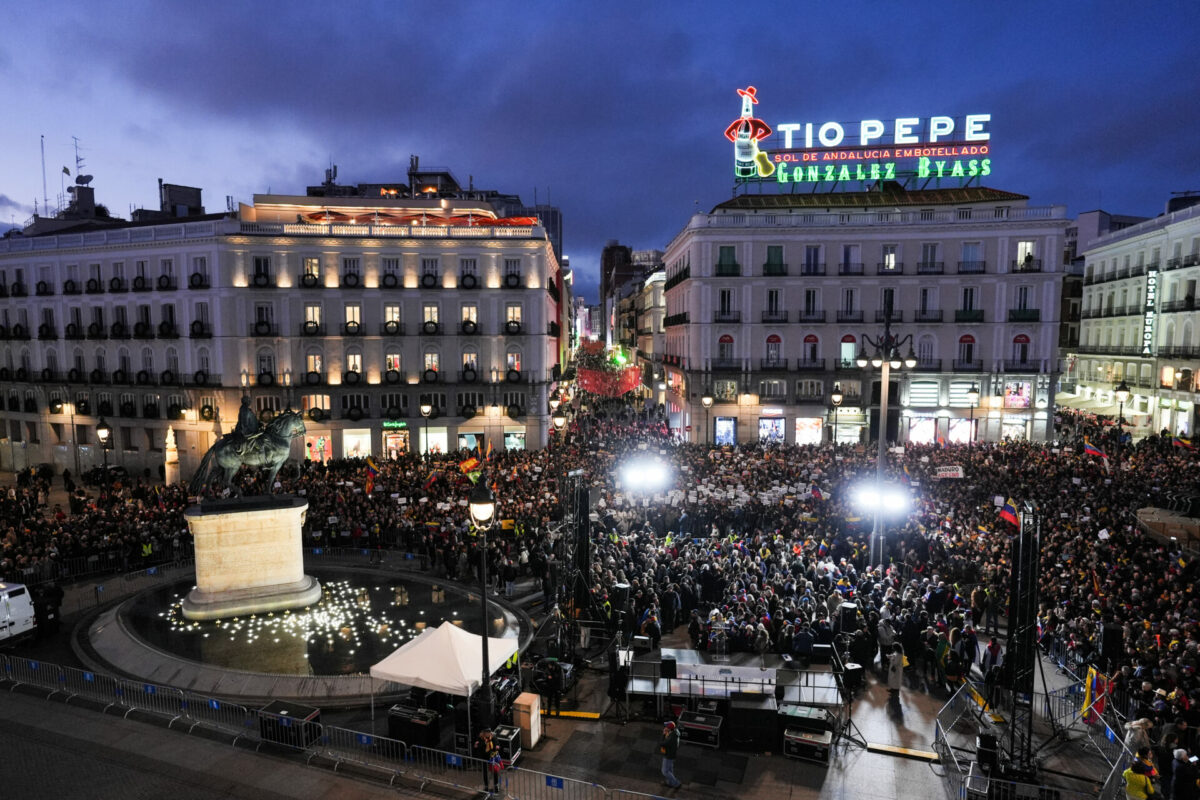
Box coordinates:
[1122,759,1155,799]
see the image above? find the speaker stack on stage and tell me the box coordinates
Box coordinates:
[728,692,777,752]
[838,602,859,632]
[660,656,677,680]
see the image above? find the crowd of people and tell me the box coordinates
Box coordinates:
[3,395,1200,767]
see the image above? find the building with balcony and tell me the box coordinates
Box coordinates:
[1069,198,1200,437]
[0,176,565,477]
[660,186,1068,445]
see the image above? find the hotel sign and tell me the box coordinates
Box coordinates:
[1143,269,1159,356]
[725,86,992,184]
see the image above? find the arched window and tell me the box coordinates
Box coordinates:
[423,348,440,373]
[765,333,783,363]
[141,347,154,372]
[302,347,321,374]
[802,333,819,363]
[19,348,31,372]
[1012,333,1031,364]
[1183,321,1194,349]
[196,347,210,373]
[1165,321,1177,349]
[839,334,856,367]
[166,346,179,373]
[45,350,59,373]
[118,347,131,374]
[957,334,976,364]
[917,334,936,365]
[72,347,85,372]
[345,347,363,374]
[94,347,107,372]
[506,345,522,372]
[718,334,734,362]
[385,348,402,372]
[461,346,479,370]
[259,347,277,376]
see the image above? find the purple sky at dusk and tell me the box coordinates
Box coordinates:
[1,1,1198,303]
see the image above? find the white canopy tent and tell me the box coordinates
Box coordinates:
[370,621,519,696]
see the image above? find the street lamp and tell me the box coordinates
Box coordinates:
[552,408,567,433]
[419,401,432,456]
[549,396,561,412]
[856,301,917,565]
[467,478,497,733]
[96,416,112,487]
[830,383,843,445]
[1115,379,1130,434]
[967,384,980,444]
[701,393,713,445]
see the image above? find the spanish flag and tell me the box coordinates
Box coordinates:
[999,497,1019,527]
[459,456,480,474]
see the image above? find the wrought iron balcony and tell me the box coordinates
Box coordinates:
[713,310,741,323]
[916,261,945,275]
[957,261,987,274]
[761,310,788,323]
[1007,309,1041,322]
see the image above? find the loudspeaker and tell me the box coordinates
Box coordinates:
[660,657,677,680]
[1099,624,1124,661]
[611,583,631,611]
[838,603,859,632]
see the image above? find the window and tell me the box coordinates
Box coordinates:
[383,393,407,412]
[423,303,439,324]
[881,287,895,315]
[804,245,821,270]
[382,257,400,278]
[1016,241,1036,262]
[462,350,478,370]
[718,289,733,314]
[717,334,734,361]
[255,303,274,324]
[503,258,521,277]
[803,289,819,315]
[136,305,150,325]
[759,379,786,398]
[460,303,478,322]
[961,287,976,310]
[460,258,477,276]
[1012,334,1031,363]
[135,260,148,279]
[957,335,976,364]
[305,303,322,324]
[303,257,320,278]
[256,395,281,415]
[802,334,818,362]
[919,287,936,313]
[89,263,102,282]
[258,351,276,375]
[344,303,361,324]
[505,303,522,323]
[713,379,737,401]
[114,306,128,326]
[917,335,935,364]
[196,348,210,372]
[91,307,105,327]
[424,352,440,372]
[881,245,897,269]
[141,348,154,371]
[842,288,856,312]
[112,261,125,280]
[765,245,783,265]
[385,352,402,371]
[191,257,207,279]
[1015,286,1031,311]
[421,257,439,278]
[920,243,938,264]
[502,391,525,409]
[301,394,330,412]
[342,257,360,277]
[195,302,210,324]
[252,256,270,278]
[766,289,780,315]
[384,304,401,323]
[162,304,176,325]
[345,352,362,373]
[765,334,782,362]
[842,244,859,267]
[305,353,323,373]
[506,349,522,371]
[909,381,940,407]
[717,246,736,266]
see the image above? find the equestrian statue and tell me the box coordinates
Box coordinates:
[188,397,306,496]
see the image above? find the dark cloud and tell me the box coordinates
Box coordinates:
[0,194,30,219]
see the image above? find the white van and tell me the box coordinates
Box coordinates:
[0,582,37,643]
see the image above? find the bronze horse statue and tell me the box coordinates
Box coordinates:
[188,410,306,496]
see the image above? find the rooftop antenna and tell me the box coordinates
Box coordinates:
[226,195,235,212]
[40,135,48,216]
[72,135,86,177]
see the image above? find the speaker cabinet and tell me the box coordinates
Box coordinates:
[660,656,677,679]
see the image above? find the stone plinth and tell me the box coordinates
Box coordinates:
[182,496,321,620]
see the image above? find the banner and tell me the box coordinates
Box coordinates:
[935,466,965,479]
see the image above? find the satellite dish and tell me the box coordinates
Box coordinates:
[76,175,93,186]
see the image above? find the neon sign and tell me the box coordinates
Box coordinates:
[725,87,993,184]
[1142,269,1159,357]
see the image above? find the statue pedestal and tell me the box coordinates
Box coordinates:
[181,496,321,621]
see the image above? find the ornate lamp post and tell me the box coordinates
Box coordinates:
[830,383,843,445]
[419,401,433,455]
[967,384,980,444]
[96,416,113,486]
[701,393,713,445]
[468,479,497,731]
[1115,379,1130,441]
[855,306,917,565]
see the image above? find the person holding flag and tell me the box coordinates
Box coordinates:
[364,455,379,495]
[999,497,1019,527]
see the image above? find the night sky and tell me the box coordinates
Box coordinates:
[1,1,1197,302]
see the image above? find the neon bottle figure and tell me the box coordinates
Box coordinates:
[724,86,773,179]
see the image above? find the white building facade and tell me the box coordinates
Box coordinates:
[659,188,1068,445]
[0,194,564,478]
[1072,202,1200,437]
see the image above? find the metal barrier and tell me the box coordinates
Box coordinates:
[501,765,608,800]
[3,655,66,697]
[180,693,256,741]
[610,791,672,800]
[117,679,187,725]
[60,664,123,708]
[319,725,407,779]
[405,744,490,794]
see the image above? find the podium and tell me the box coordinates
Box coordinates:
[513,692,542,750]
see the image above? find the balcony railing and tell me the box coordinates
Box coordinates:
[1075,344,1145,356]
[837,262,863,276]
[955,309,984,323]
[1162,298,1196,313]
[1008,309,1041,322]
[916,261,945,275]
[915,310,943,322]
[711,358,742,371]
[758,358,788,371]
[952,359,983,371]
[1003,360,1040,372]
[762,263,788,276]
[189,321,212,338]
[874,310,904,323]
[714,263,741,277]
[875,263,903,276]
[836,310,863,323]
[761,310,788,323]
[913,359,942,371]
[1012,258,1043,273]
[1186,253,1200,267]
[799,264,826,276]
[834,359,859,370]
[664,312,689,327]
[713,310,741,323]
[795,358,825,371]
[797,310,826,322]
[1160,346,1200,358]
[957,261,987,274]
[795,393,825,404]
[381,320,406,336]
[250,322,278,337]
[664,267,690,291]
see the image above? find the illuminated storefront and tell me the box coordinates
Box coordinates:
[503,428,526,450]
[421,428,448,455]
[305,434,332,463]
[382,420,410,459]
[714,417,737,445]
[794,417,823,445]
[458,431,486,451]
[758,416,785,442]
[342,429,372,459]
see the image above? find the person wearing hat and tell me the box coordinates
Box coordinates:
[476,728,502,795]
[1127,718,1155,756]
[660,720,682,789]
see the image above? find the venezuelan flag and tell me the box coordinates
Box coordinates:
[1174,436,1194,450]
[999,497,1019,527]
[1083,438,1104,457]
